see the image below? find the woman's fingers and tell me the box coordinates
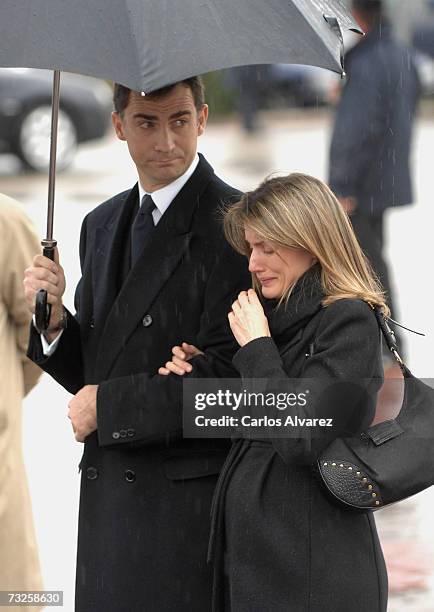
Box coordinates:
[172,345,186,360]
[182,342,203,357]
[228,310,239,332]
[172,343,203,361]
[160,353,193,376]
[159,360,191,376]
[163,360,188,376]
[247,288,260,303]
[160,342,203,377]
[172,355,192,371]
[231,299,243,318]
[228,311,244,346]
[238,291,250,307]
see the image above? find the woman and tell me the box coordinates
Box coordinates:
[159,173,388,611]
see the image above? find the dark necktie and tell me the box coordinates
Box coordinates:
[131,194,156,266]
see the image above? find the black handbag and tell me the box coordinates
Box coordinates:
[317,307,434,511]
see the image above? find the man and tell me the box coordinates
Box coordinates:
[0,195,43,612]
[329,0,420,353]
[24,77,250,611]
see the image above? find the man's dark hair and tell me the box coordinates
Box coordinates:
[352,0,383,25]
[113,76,205,115]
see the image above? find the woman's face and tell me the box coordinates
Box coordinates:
[245,228,317,299]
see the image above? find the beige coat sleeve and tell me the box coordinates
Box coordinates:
[0,195,42,396]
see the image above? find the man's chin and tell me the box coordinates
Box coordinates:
[152,163,186,182]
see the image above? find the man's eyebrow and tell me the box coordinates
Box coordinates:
[132,113,158,121]
[170,110,192,119]
[131,110,192,121]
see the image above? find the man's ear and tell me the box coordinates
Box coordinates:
[112,111,126,141]
[197,104,209,137]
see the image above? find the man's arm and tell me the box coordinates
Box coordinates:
[26,216,89,395]
[27,310,83,394]
[95,241,250,447]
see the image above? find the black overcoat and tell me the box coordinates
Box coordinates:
[27,155,250,612]
[329,21,420,214]
[214,297,388,612]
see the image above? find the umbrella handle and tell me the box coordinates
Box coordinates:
[35,239,57,332]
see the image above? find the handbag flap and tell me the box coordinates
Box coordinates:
[365,419,404,446]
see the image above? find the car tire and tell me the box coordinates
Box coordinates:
[15,104,78,172]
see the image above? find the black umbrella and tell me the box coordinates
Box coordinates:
[1,0,361,90]
[0,0,361,329]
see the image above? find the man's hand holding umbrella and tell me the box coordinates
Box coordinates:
[23,249,66,342]
[23,250,97,441]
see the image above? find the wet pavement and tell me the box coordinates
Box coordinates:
[3,107,434,610]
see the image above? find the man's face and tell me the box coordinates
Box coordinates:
[112,83,208,191]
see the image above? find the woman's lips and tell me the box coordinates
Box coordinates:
[259,278,276,286]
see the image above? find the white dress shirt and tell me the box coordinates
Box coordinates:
[39,154,200,356]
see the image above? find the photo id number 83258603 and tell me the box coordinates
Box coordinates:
[0,591,63,606]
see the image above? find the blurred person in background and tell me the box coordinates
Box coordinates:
[0,194,43,611]
[226,65,271,133]
[328,0,420,360]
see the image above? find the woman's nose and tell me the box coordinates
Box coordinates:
[248,252,263,273]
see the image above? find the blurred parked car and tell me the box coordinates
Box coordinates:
[412,3,434,97]
[266,64,338,107]
[224,63,338,115]
[0,68,112,171]
[414,51,434,96]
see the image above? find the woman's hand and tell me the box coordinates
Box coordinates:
[228,289,271,347]
[158,342,203,376]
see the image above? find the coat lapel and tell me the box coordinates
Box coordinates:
[92,186,139,326]
[94,155,215,380]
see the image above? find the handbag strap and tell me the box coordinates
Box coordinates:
[372,306,406,371]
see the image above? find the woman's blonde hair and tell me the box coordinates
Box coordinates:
[223,173,389,315]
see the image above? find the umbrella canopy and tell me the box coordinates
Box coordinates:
[0,0,362,331]
[0,0,361,92]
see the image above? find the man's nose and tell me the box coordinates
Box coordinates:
[154,127,175,153]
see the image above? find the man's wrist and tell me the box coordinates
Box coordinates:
[43,306,67,336]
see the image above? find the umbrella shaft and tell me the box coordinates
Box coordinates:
[46,69,61,240]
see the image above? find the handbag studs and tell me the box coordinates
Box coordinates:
[321,461,382,507]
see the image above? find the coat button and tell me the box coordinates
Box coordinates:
[125,469,136,483]
[112,431,120,440]
[127,428,135,438]
[90,317,95,329]
[142,314,153,327]
[86,467,98,480]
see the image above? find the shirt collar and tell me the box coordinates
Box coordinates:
[138,154,200,216]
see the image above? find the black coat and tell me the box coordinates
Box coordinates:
[27,155,251,612]
[329,21,420,214]
[212,293,388,612]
